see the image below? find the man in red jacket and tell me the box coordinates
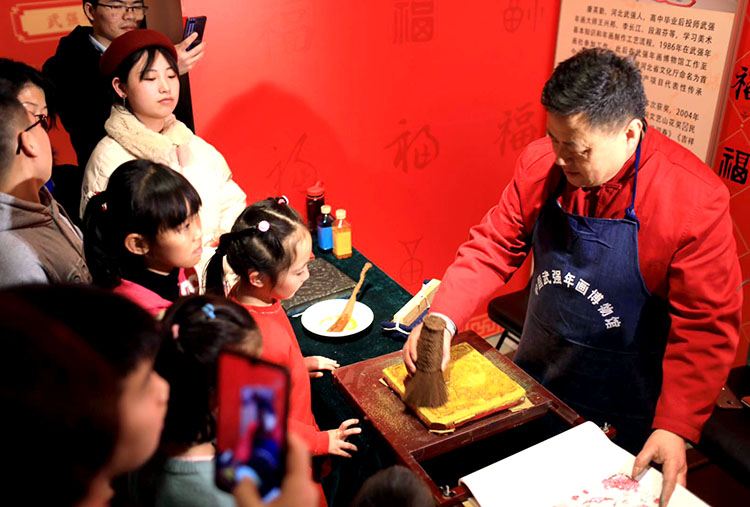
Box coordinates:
[404,48,741,505]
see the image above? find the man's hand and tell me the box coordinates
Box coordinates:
[304,355,339,378]
[632,429,687,506]
[402,321,453,374]
[233,433,318,507]
[175,32,205,75]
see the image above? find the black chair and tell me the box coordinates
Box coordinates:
[696,365,750,486]
[486,283,530,351]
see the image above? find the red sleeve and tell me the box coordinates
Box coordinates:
[431,141,558,330]
[288,418,330,456]
[653,183,741,443]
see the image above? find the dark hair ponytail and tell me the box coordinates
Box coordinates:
[82,191,119,288]
[205,197,306,292]
[156,294,261,448]
[83,159,202,289]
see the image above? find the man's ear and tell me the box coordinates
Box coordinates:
[17,130,38,158]
[124,233,150,256]
[247,270,267,289]
[83,2,96,25]
[112,77,127,100]
[624,118,644,146]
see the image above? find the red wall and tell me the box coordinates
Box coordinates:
[6,1,747,362]
[181,0,559,331]
[711,6,750,366]
[2,0,557,332]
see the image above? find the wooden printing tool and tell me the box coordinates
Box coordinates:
[391,279,441,327]
[327,262,372,332]
[332,331,583,506]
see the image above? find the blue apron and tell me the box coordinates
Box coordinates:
[514,141,671,453]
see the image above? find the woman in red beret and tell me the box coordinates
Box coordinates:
[80,29,246,283]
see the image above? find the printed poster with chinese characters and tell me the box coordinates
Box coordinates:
[554,0,746,163]
[10,0,89,43]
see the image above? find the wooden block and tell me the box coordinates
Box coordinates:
[392,278,441,326]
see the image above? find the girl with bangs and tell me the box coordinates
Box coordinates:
[83,159,203,315]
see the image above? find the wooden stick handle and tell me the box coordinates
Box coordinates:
[327,262,372,332]
[340,262,371,316]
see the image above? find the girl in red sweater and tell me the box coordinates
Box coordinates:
[205,197,360,460]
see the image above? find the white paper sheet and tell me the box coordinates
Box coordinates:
[459,422,707,507]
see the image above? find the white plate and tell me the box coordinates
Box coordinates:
[301,299,374,337]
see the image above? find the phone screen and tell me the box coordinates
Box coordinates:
[215,353,289,501]
[182,16,206,51]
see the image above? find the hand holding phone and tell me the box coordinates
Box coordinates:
[216,353,290,502]
[232,434,319,507]
[182,16,207,51]
[175,16,206,74]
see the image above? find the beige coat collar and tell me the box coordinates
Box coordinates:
[104,105,194,167]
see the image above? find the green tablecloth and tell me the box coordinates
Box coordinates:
[290,246,413,506]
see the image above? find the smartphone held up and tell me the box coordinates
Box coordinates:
[215,352,290,502]
[182,16,207,51]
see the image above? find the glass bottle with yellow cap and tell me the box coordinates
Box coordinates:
[332,209,352,259]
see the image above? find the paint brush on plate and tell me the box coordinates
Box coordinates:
[327,262,372,332]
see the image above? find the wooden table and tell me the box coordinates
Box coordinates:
[333,331,582,506]
[291,247,414,506]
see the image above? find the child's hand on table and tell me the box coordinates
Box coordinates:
[304,355,339,378]
[327,418,361,457]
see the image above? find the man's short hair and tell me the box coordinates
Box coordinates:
[84,1,145,6]
[0,58,56,122]
[541,48,647,131]
[0,92,28,177]
[352,465,433,507]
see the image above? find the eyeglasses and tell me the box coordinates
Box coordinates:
[97,3,148,18]
[16,114,50,155]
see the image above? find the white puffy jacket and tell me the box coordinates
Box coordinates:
[81,106,247,279]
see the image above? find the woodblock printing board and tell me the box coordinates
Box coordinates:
[382,342,527,430]
[333,331,582,505]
